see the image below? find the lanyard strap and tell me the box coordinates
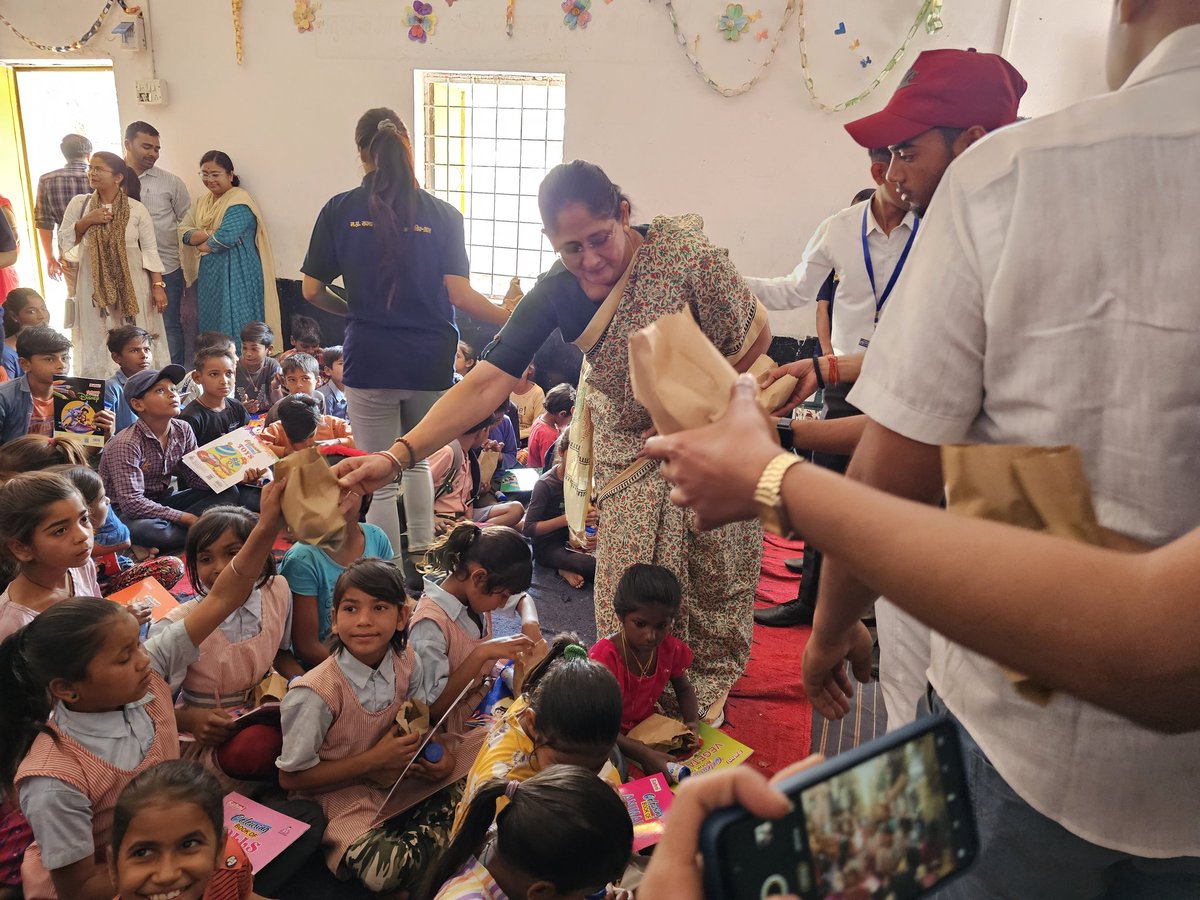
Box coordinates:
[862,204,919,323]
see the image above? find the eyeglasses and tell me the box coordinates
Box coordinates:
[556,223,617,259]
[87,166,112,175]
[198,171,226,180]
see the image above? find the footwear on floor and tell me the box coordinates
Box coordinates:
[784,556,804,574]
[754,598,816,628]
[702,689,729,729]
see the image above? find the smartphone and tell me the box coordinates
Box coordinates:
[700,716,977,900]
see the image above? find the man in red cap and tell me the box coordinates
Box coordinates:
[801,0,1200,894]
[751,49,1026,630]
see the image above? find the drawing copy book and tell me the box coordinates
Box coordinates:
[681,722,754,776]
[618,773,675,852]
[223,792,311,872]
[106,577,179,622]
[53,376,106,447]
[183,426,276,492]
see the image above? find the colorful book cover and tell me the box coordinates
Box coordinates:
[619,773,674,852]
[183,426,276,492]
[53,376,106,447]
[106,577,179,622]
[223,792,311,872]
[681,722,754,776]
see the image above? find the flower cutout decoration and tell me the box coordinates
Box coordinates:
[562,0,591,30]
[718,3,750,41]
[292,0,318,33]
[408,1,437,42]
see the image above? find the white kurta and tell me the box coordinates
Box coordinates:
[59,194,169,379]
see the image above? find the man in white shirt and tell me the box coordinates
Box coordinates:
[805,2,1200,893]
[124,121,191,366]
[752,49,1026,630]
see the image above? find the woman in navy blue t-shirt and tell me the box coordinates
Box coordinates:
[300,107,507,586]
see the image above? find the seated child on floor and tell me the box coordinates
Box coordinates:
[54,465,184,595]
[411,523,540,741]
[151,505,302,783]
[266,352,341,424]
[523,427,597,588]
[0,433,88,477]
[176,332,237,406]
[428,766,632,900]
[524,382,574,469]
[317,345,347,419]
[279,486,392,669]
[0,472,102,642]
[99,366,245,553]
[236,321,283,415]
[429,406,524,531]
[451,634,623,834]
[276,560,460,895]
[179,345,251,447]
[275,314,322,365]
[589,564,701,778]
[510,363,544,442]
[0,481,307,899]
[2,288,49,380]
[260,393,354,458]
[109,760,257,900]
[103,325,155,434]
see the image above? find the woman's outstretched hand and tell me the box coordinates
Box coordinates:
[333,453,398,497]
[642,375,782,531]
[762,358,820,416]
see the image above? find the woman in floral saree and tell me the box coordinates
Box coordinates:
[335,161,770,723]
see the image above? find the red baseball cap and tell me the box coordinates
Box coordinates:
[845,48,1027,149]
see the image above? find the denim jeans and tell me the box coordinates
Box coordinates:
[161,267,186,366]
[343,385,443,556]
[920,690,1200,899]
[125,486,239,552]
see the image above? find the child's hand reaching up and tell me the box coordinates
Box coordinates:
[256,476,287,531]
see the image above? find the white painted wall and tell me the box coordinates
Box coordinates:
[1003,0,1113,118]
[0,0,1054,339]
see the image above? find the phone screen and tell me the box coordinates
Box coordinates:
[712,722,974,900]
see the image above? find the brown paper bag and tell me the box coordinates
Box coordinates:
[942,444,1104,705]
[274,447,346,551]
[478,449,502,490]
[627,713,691,752]
[502,276,524,313]
[252,671,289,706]
[747,354,800,415]
[511,638,549,696]
[395,699,431,736]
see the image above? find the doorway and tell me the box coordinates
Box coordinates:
[0,64,120,326]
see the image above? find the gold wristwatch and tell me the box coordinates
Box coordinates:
[754,452,802,536]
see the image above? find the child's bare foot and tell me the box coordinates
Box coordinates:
[558,568,585,589]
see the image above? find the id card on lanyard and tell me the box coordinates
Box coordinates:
[862,204,919,327]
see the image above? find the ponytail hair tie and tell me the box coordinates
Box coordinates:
[505,779,521,799]
[563,644,587,662]
[377,119,398,133]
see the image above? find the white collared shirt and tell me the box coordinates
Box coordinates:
[744,198,918,354]
[849,25,1200,857]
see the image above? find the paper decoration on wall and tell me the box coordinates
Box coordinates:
[231,0,244,64]
[408,1,437,42]
[798,0,944,112]
[718,5,761,42]
[664,0,797,97]
[0,0,138,54]
[505,0,516,35]
[562,0,592,30]
[293,0,320,33]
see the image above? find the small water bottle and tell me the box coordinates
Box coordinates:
[421,741,444,763]
[665,762,691,785]
[585,525,597,540]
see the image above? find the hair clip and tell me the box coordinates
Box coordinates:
[505,779,521,799]
[377,119,398,133]
[563,644,587,661]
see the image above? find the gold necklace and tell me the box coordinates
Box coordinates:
[620,630,656,678]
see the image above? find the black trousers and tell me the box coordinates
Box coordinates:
[796,383,860,609]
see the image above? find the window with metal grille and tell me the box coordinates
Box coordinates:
[417,71,566,298]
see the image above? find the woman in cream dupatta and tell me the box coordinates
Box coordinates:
[333,161,770,723]
[180,150,281,340]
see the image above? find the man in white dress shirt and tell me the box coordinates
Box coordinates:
[750,49,1026,629]
[124,121,191,367]
[806,1,1200,893]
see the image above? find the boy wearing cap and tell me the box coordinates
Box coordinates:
[0,325,115,443]
[807,5,1200,893]
[754,48,1027,629]
[98,364,237,551]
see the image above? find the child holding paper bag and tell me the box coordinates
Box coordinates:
[589,564,701,778]
[276,559,460,894]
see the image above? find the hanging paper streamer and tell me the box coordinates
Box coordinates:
[798,0,945,111]
[293,0,320,33]
[232,0,244,64]
[664,0,797,97]
[408,1,437,42]
[562,0,592,30]
[506,0,516,35]
[0,0,136,54]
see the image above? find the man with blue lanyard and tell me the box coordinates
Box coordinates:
[755,48,1027,629]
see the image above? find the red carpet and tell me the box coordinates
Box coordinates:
[723,534,813,776]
